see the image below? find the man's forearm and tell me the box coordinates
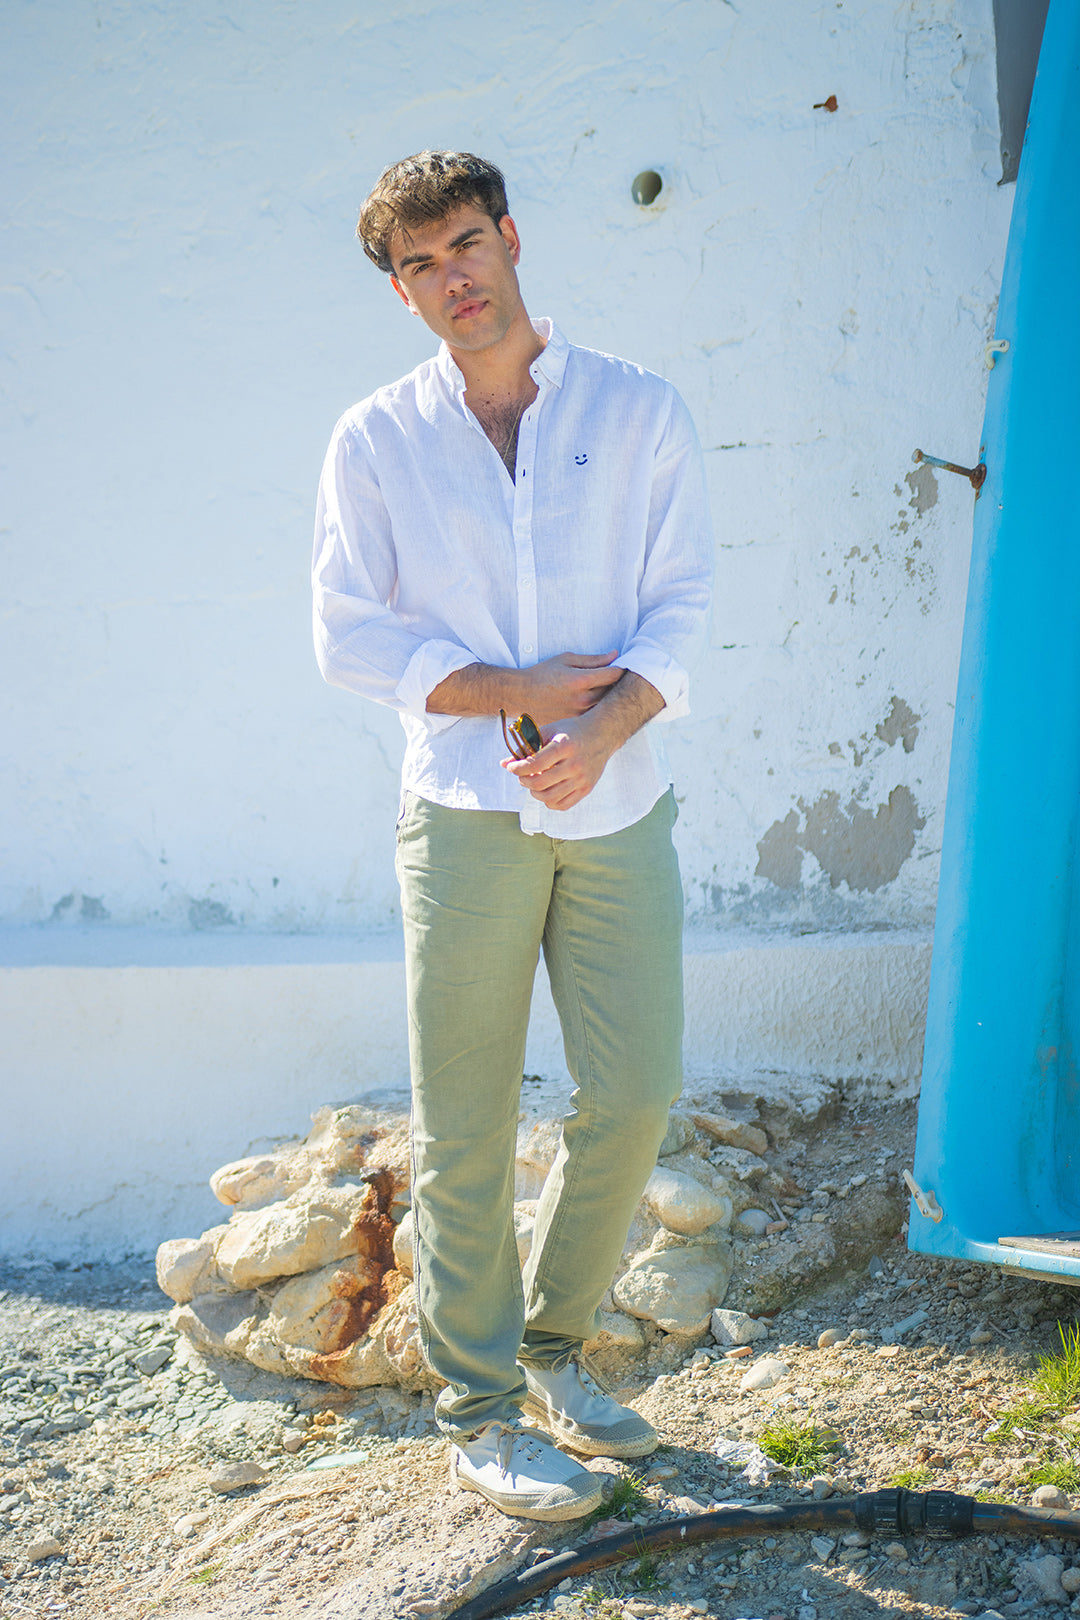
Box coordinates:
[426,651,625,726]
[426,662,528,718]
[576,669,665,754]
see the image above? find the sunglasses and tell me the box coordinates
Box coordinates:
[500,709,543,760]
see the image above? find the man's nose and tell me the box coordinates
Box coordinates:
[445,261,472,297]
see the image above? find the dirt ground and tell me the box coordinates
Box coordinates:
[4,1093,1080,1620]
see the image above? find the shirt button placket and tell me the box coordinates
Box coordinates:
[515,394,542,832]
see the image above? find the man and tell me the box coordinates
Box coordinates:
[313,151,712,1522]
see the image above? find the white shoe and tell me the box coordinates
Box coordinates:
[450,1420,603,1522]
[523,1352,658,1458]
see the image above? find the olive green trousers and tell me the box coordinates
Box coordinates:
[395,788,684,1439]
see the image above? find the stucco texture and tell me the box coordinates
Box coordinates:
[2,0,1011,936]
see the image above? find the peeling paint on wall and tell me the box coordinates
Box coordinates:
[875,696,920,754]
[905,464,939,515]
[756,786,926,894]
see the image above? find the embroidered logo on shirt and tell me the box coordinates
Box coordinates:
[574,454,588,465]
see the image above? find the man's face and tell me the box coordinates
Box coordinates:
[389,205,526,354]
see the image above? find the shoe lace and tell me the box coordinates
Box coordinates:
[551,1349,607,1400]
[483,1421,553,1474]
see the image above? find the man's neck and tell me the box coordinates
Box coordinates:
[450,307,545,405]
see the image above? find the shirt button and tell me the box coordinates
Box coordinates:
[523,643,534,654]
[522,578,534,590]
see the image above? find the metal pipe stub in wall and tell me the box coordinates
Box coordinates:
[913,447,988,493]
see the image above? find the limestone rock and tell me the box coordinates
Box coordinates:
[1017,1553,1069,1605]
[692,1110,768,1157]
[513,1201,537,1264]
[658,1110,696,1156]
[262,1254,389,1355]
[155,1227,231,1304]
[208,1461,269,1494]
[711,1307,768,1346]
[170,1291,260,1359]
[214,1183,381,1290]
[25,1536,63,1563]
[740,1356,791,1392]
[1032,1484,1071,1510]
[211,1154,294,1210]
[644,1166,732,1236]
[515,1117,563,1200]
[245,1277,437,1391]
[393,1208,416,1277]
[734,1207,772,1237]
[613,1242,732,1334]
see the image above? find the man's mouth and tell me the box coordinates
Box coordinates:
[451,299,486,320]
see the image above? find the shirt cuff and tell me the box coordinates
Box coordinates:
[616,645,690,722]
[395,640,479,732]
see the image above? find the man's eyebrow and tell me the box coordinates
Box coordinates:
[396,225,484,271]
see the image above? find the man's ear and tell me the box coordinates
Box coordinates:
[390,274,418,315]
[497,215,522,266]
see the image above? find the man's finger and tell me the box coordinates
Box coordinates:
[563,650,620,668]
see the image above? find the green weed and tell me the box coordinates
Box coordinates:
[633,1548,667,1591]
[982,1394,1055,1442]
[757,1415,839,1473]
[581,1469,648,1530]
[1032,1322,1080,1408]
[1025,1455,1080,1492]
[888,1466,933,1489]
[189,1562,223,1585]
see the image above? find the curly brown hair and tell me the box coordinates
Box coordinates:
[357,151,509,274]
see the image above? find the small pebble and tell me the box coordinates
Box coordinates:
[817,1328,844,1349]
[1032,1483,1070,1510]
[739,1357,790,1393]
[208,1461,269,1494]
[25,1536,63,1563]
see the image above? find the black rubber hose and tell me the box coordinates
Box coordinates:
[443,1490,1080,1620]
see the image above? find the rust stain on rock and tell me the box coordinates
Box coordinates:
[309,1169,399,1377]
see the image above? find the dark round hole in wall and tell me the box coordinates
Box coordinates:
[631,169,663,207]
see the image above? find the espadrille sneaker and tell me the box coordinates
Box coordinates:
[523,1351,658,1458]
[450,1420,603,1522]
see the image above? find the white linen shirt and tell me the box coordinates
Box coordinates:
[312,318,712,840]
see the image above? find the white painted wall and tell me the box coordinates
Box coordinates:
[0,929,929,1257]
[3,0,1011,936]
[0,0,1015,1254]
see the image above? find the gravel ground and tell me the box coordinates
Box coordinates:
[4,1098,1080,1620]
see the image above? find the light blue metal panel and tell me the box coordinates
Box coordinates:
[910,0,1080,1279]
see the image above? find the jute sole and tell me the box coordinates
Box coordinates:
[521,1397,659,1459]
[450,1458,602,1522]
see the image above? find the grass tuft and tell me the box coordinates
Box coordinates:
[757,1416,839,1473]
[581,1469,648,1529]
[1025,1455,1080,1492]
[1032,1322,1080,1408]
[633,1548,666,1591]
[887,1466,933,1489]
[189,1562,223,1585]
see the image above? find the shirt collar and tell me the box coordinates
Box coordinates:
[437,317,569,395]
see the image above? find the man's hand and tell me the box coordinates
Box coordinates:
[502,671,665,810]
[517,651,624,725]
[426,650,623,722]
